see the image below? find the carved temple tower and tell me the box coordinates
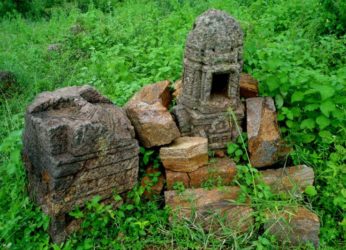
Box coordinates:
[173,10,245,150]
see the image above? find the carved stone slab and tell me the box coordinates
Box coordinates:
[22,85,139,242]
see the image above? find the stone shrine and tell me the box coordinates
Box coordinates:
[173,9,245,150]
[22,85,139,242]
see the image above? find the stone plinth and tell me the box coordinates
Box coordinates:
[165,187,253,233]
[23,85,139,242]
[166,157,237,189]
[160,137,208,172]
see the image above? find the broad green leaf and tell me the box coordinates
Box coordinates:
[317,85,335,100]
[266,75,279,92]
[291,91,304,103]
[300,118,315,130]
[305,185,317,196]
[320,100,336,117]
[301,133,315,143]
[275,94,284,108]
[304,103,319,111]
[319,130,334,144]
[316,115,330,129]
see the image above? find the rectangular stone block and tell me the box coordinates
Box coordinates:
[264,207,320,248]
[166,158,237,189]
[165,186,253,233]
[160,137,208,172]
[261,165,314,195]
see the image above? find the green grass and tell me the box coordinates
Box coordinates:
[0,0,345,249]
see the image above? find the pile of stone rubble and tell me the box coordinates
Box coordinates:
[22,10,319,247]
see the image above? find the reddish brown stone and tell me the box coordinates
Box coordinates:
[165,186,253,233]
[261,165,314,195]
[264,206,320,248]
[126,80,172,108]
[166,158,236,189]
[247,97,283,168]
[240,73,259,98]
[214,150,225,158]
[125,81,180,148]
[166,170,189,190]
[141,167,164,199]
[126,102,180,148]
[160,137,208,172]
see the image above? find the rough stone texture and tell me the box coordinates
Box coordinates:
[264,207,320,248]
[165,186,253,233]
[240,73,259,98]
[125,81,180,148]
[214,150,226,158]
[22,85,139,242]
[173,10,245,150]
[247,97,283,168]
[126,80,172,109]
[173,79,183,100]
[160,137,208,172]
[141,166,164,199]
[261,165,314,195]
[166,157,237,189]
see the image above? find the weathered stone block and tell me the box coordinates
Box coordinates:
[240,73,259,98]
[261,165,314,195]
[166,158,237,189]
[264,207,320,248]
[165,187,253,233]
[173,10,245,150]
[125,81,180,148]
[173,79,183,100]
[160,137,208,172]
[246,97,283,168]
[23,85,139,242]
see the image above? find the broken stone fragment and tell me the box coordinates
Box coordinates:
[240,73,259,98]
[173,79,183,100]
[23,85,139,243]
[166,157,237,189]
[160,137,208,172]
[264,206,320,248]
[246,97,283,168]
[125,81,180,148]
[261,165,314,195]
[126,80,172,108]
[165,186,253,233]
[141,166,164,199]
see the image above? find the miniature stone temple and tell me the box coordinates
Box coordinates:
[22,86,139,242]
[173,9,245,150]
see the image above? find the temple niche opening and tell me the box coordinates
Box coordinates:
[173,9,245,150]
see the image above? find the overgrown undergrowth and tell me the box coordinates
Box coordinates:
[0,0,345,249]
